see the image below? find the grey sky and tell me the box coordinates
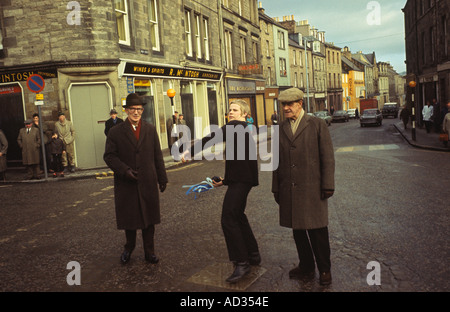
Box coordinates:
[260,0,407,74]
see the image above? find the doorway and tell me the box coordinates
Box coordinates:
[69,83,111,169]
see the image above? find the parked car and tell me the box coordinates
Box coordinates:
[347,108,356,119]
[332,110,349,122]
[360,109,383,127]
[382,103,399,118]
[314,111,332,126]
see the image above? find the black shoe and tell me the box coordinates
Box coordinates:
[120,250,132,264]
[248,252,261,266]
[145,254,159,264]
[289,266,315,280]
[226,262,250,283]
[319,271,332,285]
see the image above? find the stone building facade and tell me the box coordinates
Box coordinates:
[0,0,226,168]
[403,0,450,125]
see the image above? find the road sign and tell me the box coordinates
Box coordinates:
[26,74,45,93]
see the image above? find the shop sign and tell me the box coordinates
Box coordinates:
[0,85,21,94]
[123,62,222,81]
[0,68,58,83]
[228,79,255,95]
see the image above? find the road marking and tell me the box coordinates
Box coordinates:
[167,162,204,172]
[336,144,400,153]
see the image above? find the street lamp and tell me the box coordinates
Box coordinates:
[408,80,416,141]
[167,88,177,136]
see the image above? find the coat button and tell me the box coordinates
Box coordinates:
[291,182,296,187]
[291,164,296,168]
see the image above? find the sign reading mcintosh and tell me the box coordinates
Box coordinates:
[122,61,222,81]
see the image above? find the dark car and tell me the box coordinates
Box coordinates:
[360,109,383,127]
[314,111,332,126]
[382,103,399,118]
[332,110,349,122]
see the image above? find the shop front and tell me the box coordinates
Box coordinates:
[119,60,223,148]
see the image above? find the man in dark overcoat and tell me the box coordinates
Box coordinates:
[104,93,168,265]
[272,88,335,286]
[104,109,124,136]
[17,119,41,180]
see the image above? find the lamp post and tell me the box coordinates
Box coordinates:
[167,88,177,138]
[409,80,416,141]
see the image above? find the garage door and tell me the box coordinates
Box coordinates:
[69,84,111,169]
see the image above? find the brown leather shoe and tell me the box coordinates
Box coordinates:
[319,271,332,285]
[289,266,315,280]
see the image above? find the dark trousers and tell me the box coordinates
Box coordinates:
[293,227,331,273]
[51,154,63,173]
[26,164,39,179]
[424,120,432,133]
[124,225,155,256]
[221,182,259,262]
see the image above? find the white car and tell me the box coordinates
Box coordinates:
[347,108,356,118]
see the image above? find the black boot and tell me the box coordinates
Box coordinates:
[226,262,250,283]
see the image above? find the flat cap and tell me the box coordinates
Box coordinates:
[110,109,118,115]
[278,88,304,103]
[24,119,33,124]
[124,93,145,108]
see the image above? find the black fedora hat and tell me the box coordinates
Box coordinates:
[123,93,146,108]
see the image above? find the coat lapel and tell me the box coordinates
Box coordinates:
[282,120,294,142]
[123,119,138,147]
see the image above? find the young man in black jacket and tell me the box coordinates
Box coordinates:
[182,99,259,283]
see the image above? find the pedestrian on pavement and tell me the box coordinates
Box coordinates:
[355,108,359,119]
[432,98,441,133]
[181,99,260,284]
[167,111,179,152]
[48,132,66,178]
[0,129,8,182]
[104,109,124,136]
[272,87,335,286]
[17,120,41,180]
[271,111,279,125]
[32,113,51,173]
[422,101,434,133]
[400,105,411,130]
[442,101,450,148]
[55,112,76,173]
[104,93,168,265]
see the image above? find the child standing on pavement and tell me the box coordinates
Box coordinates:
[49,132,66,177]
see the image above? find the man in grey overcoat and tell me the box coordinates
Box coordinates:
[272,88,335,286]
[17,120,41,180]
[104,93,168,265]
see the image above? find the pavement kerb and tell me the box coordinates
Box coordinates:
[393,123,450,152]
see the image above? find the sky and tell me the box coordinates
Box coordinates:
[260,0,407,74]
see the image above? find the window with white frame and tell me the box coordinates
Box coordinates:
[279,58,286,76]
[278,31,285,49]
[266,40,270,57]
[185,10,193,57]
[225,29,233,69]
[195,14,202,59]
[267,67,272,85]
[115,0,130,45]
[148,0,160,51]
[293,50,297,65]
[203,18,210,61]
[238,0,242,16]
